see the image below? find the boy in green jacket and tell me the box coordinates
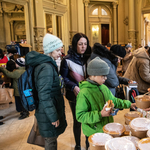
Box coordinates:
[76,57,136,150]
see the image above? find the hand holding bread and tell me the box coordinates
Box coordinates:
[105,100,114,111]
[101,105,112,117]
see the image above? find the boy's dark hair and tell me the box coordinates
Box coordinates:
[72,33,90,53]
[6,60,16,72]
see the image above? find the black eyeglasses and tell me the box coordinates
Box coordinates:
[102,75,107,79]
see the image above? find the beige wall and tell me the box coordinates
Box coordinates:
[1,0,150,51]
[0,15,6,48]
[77,0,85,34]
[118,0,125,45]
[118,0,130,45]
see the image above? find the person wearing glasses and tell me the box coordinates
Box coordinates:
[90,43,132,96]
[76,57,136,150]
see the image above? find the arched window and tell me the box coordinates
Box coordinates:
[101,8,107,15]
[92,8,98,15]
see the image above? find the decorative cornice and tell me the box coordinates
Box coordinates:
[0,0,28,5]
[43,0,67,14]
[90,0,118,2]
[83,0,90,3]
[83,0,90,6]
[112,1,118,8]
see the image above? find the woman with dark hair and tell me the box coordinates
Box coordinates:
[124,47,150,94]
[60,33,91,150]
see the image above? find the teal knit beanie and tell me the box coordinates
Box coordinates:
[43,33,63,54]
[87,57,110,76]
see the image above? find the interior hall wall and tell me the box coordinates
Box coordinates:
[118,0,128,45]
[147,23,150,45]
[77,0,85,34]
[135,0,143,48]
[0,15,6,49]
[118,0,125,45]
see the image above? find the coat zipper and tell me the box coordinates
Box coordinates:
[97,86,110,123]
[81,54,86,79]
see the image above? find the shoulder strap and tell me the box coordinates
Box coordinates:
[47,62,58,75]
[27,69,31,89]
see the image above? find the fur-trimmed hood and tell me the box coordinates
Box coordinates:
[92,43,118,67]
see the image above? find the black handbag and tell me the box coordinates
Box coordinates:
[116,84,125,99]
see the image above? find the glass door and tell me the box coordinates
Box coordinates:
[91,24,100,46]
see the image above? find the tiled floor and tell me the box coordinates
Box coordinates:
[0,97,129,150]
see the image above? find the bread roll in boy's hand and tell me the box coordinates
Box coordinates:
[105,100,114,111]
[101,105,111,117]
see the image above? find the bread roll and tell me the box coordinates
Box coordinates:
[107,100,114,108]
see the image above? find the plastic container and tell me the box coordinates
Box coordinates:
[138,138,150,150]
[124,111,142,125]
[147,129,150,137]
[129,118,150,139]
[105,138,136,150]
[103,123,125,137]
[88,133,113,150]
[121,136,140,150]
[123,125,131,136]
[134,95,150,109]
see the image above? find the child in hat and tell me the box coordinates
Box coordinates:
[76,57,136,150]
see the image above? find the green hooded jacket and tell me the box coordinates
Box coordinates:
[0,67,25,96]
[26,51,67,138]
[76,80,131,137]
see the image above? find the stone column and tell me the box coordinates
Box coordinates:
[144,18,148,46]
[0,5,6,49]
[10,21,14,41]
[69,0,78,43]
[52,14,57,36]
[33,0,45,52]
[83,0,89,36]
[113,2,118,44]
[128,0,136,49]
[4,13,11,45]
[34,27,45,52]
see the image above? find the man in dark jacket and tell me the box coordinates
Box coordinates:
[25,33,67,150]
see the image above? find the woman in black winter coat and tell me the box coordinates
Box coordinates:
[91,43,131,96]
[60,33,91,150]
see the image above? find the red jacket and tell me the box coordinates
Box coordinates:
[0,56,8,67]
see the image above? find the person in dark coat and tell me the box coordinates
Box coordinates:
[91,43,131,96]
[60,33,91,150]
[25,33,67,150]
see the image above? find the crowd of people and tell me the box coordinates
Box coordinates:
[0,32,150,150]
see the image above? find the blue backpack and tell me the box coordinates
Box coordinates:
[18,65,38,111]
[18,62,64,111]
